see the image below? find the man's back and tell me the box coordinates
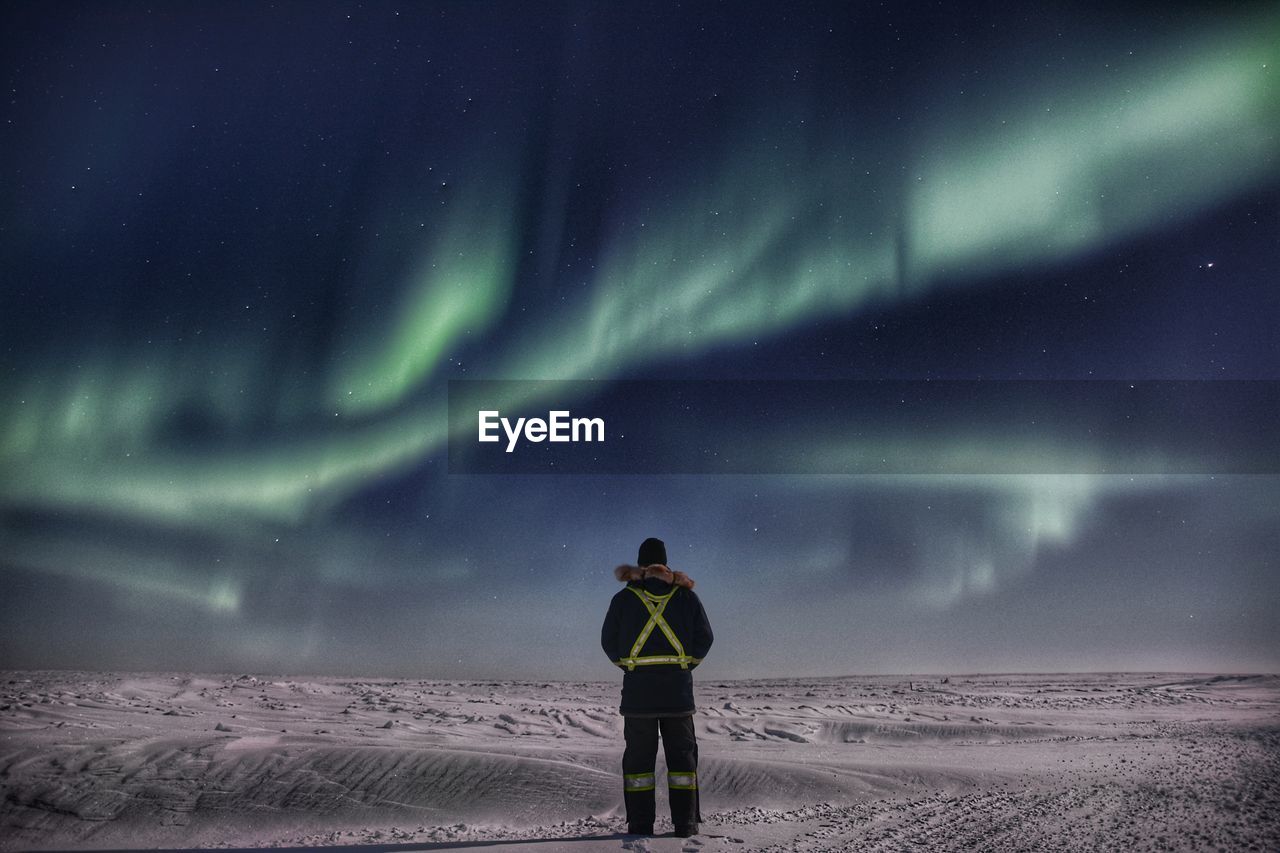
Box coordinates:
[602,566,714,716]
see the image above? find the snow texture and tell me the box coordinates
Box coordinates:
[1,671,1277,851]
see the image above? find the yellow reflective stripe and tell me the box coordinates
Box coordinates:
[625,586,688,670]
[630,616,659,659]
[624,772,655,791]
[652,611,686,659]
[614,655,702,668]
[627,586,677,660]
[668,771,697,790]
[637,586,684,656]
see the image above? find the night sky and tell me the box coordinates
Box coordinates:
[1,1,1277,679]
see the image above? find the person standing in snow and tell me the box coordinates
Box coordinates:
[601,537,714,838]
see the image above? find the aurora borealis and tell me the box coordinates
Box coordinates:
[1,1,1277,677]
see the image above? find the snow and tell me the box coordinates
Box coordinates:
[1,672,1277,850]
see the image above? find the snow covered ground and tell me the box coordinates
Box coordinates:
[1,671,1277,851]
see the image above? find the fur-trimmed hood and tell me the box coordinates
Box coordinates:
[614,564,695,589]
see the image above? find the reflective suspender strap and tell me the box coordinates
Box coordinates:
[614,586,698,671]
[614,655,703,668]
[627,586,676,660]
[624,771,656,792]
[625,587,668,667]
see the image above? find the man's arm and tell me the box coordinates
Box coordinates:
[687,590,713,663]
[601,593,621,662]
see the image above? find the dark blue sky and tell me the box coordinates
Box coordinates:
[1,1,1277,677]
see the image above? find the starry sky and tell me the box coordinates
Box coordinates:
[1,1,1277,679]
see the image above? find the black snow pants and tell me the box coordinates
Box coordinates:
[622,715,700,830]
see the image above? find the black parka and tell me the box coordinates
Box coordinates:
[601,573,713,716]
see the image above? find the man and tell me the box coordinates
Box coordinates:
[601,537,714,838]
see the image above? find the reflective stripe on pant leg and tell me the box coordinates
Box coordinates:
[660,715,701,825]
[667,771,697,790]
[623,716,659,827]
[624,772,656,791]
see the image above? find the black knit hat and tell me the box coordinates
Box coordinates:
[638,537,667,567]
